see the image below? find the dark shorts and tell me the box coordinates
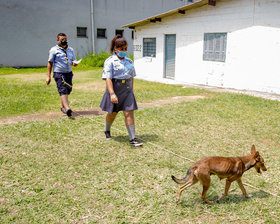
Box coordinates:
[53,72,73,96]
[100,79,138,113]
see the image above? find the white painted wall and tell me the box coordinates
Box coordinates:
[93,0,200,54]
[133,0,280,94]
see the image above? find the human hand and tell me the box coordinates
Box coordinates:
[72,62,78,67]
[110,93,118,104]
[46,76,51,85]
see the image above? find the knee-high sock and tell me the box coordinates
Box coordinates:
[105,120,113,132]
[126,125,136,141]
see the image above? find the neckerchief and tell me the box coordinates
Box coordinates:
[57,44,69,67]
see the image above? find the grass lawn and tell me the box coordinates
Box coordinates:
[0,69,280,223]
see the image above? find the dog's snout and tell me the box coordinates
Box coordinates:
[262,165,267,171]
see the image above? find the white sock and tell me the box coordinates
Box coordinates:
[105,120,113,132]
[126,125,136,141]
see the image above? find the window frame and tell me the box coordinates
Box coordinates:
[203,33,227,62]
[97,28,107,38]
[77,27,88,38]
[143,38,156,58]
[115,29,124,37]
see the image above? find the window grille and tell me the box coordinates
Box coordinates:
[77,27,87,38]
[97,28,106,38]
[143,38,156,57]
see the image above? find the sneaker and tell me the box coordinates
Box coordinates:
[129,138,143,147]
[66,109,72,117]
[104,131,112,140]
[61,107,67,114]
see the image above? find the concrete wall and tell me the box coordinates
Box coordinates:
[0,0,195,67]
[0,0,92,67]
[133,0,280,94]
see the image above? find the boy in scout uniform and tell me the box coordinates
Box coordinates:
[46,33,78,117]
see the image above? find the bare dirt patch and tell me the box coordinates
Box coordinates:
[74,82,105,91]
[0,95,207,125]
[2,73,45,81]
[138,95,206,109]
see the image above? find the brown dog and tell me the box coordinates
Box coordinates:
[172,145,267,204]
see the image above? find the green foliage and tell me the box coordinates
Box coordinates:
[78,52,134,69]
[0,53,134,75]
[78,51,111,68]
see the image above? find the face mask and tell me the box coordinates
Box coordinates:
[61,40,68,46]
[117,51,127,58]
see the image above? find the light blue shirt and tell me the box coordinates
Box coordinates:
[48,44,76,73]
[102,54,136,80]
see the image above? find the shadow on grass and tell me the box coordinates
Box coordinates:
[179,190,270,207]
[113,134,159,143]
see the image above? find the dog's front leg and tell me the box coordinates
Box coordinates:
[217,179,232,202]
[236,178,253,198]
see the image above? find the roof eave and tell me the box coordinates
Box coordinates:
[123,0,210,28]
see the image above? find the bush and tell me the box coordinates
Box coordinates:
[78,52,134,69]
[79,51,111,68]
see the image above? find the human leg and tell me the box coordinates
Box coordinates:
[60,94,72,117]
[104,112,118,139]
[123,110,142,146]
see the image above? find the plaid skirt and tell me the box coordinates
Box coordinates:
[100,79,138,113]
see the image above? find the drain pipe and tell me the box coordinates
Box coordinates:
[90,0,95,54]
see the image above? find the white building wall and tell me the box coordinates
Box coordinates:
[134,0,280,94]
[93,0,199,54]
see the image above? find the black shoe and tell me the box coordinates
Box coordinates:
[104,131,112,140]
[66,109,72,117]
[129,138,143,147]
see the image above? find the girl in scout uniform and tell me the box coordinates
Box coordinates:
[100,35,143,147]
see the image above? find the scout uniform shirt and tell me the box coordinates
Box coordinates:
[48,44,76,73]
[102,54,136,80]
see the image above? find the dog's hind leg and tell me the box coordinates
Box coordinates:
[197,173,212,204]
[176,175,198,203]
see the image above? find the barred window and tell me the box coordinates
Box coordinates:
[143,38,156,57]
[77,27,87,38]
[203,33,227,62]
[97,28,106,38]
[115,29,124,37]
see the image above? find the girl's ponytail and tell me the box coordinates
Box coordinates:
[110,35,128,54]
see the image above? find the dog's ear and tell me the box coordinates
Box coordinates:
[254,151,260,160]
[251,145,256,154]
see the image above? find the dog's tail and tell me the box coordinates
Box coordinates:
[171,168,192,184]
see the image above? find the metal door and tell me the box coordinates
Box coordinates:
[164,34,176,79]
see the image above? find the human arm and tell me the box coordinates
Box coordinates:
[46,62,53,85]
[105,78,118,104]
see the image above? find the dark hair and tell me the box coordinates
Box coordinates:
[57,33,67,39]
[110,34,127,54]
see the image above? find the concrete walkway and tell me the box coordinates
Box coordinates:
[184,83,280,101]
[144,77,280,101]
